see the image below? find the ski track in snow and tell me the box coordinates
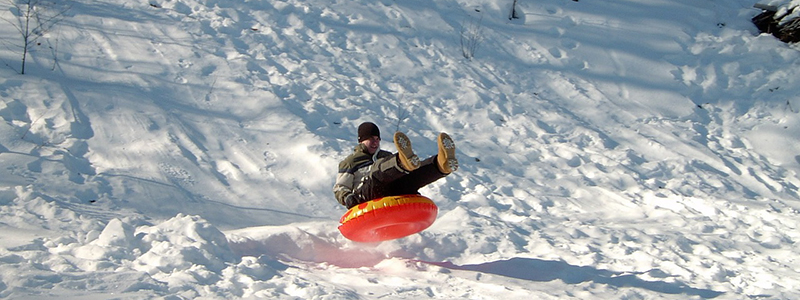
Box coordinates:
[1,0,799,298]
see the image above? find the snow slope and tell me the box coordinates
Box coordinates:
[1,0,799,298]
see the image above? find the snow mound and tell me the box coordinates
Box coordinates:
[0,211,290,298]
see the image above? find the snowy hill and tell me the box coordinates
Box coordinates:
[1,0,799,298]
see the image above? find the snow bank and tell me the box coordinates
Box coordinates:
[0,208,294,298]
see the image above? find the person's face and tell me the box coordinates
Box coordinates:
[361,136,380,154]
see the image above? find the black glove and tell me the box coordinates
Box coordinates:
[344,194,364,209]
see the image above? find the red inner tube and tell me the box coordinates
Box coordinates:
[338,195,438,242]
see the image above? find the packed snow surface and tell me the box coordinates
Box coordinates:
[1,0,799,298]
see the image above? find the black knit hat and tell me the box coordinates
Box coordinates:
[357,122,380,142]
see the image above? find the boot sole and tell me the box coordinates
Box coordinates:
[438,133,458,173]
[394,132,420,171]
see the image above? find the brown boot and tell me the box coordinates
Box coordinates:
[394,131,420,172]
[437,132,458,174]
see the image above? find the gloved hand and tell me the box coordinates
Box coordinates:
[344,194,363,209]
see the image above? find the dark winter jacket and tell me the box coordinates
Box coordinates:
[333,143,392,206]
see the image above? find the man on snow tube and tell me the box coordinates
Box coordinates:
[332,122,459,241]
[333,122,458,209]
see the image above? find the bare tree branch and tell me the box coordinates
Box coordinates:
[1,0,71,74]
[459,12,484,60]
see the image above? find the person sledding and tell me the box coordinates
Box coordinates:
[333,122,459,209]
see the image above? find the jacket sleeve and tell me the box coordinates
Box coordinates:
[333,165,355,206]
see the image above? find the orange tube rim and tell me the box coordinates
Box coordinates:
[338,195,438,242]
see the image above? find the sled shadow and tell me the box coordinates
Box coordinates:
[426,257,723,298]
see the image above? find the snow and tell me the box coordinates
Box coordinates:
[1,0,799,298]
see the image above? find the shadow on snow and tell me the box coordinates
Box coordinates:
[425,257,723,298]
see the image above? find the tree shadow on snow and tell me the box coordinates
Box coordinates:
[426,257,723,298]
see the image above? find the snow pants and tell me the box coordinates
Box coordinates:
[353,155,446,203]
